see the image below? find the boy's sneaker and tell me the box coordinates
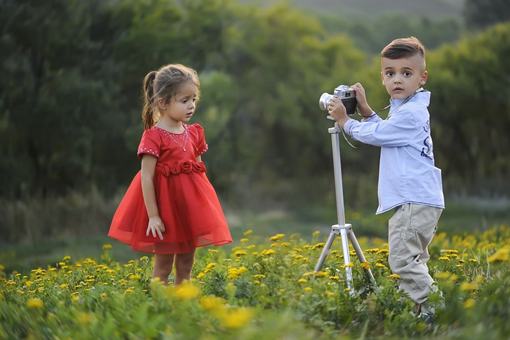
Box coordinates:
[415,301,435,324]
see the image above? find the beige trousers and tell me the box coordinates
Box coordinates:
[388,203,443,304]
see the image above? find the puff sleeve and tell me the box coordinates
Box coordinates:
[192,123,208,157]
[137,128,161,159]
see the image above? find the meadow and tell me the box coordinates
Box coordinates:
[1,225,509,339]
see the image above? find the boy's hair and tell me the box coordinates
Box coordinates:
[142,64,200,129]
[381,36,426,63]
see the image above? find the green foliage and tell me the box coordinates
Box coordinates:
[427,23,510,194]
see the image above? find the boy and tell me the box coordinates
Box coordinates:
[327,37,444,320]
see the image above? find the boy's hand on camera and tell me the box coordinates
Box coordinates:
[146,216,165,240]
[327,96,349,127]
[351,83,373,117]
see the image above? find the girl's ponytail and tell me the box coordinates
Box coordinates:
[142,71,157,130]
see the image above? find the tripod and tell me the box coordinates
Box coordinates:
[314,123,376,292]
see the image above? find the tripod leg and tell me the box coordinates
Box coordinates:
[348,229,377,287]
[340,228,354,291]
[314,228,337,272]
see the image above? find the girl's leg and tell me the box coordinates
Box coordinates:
[174,249,196,284]
[153,254,175,285]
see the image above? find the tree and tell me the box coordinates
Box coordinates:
[427,23,510,193]
[464,0,510,29]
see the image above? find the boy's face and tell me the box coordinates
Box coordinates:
[381,54,428,100]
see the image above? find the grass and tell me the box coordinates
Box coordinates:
[2,197,509,274]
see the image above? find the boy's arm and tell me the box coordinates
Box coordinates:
[343,107,418,147]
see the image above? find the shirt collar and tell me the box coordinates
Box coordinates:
[390,89,431,110]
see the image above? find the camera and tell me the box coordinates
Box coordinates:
[319,85,357,116]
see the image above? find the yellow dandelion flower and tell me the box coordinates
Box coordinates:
[375,263,387,269]
[77,312,94,325]
[304,287,313,293]
[261,249,276,256]
[487,247,510,263]
[129,274,141,281]
[298,278,307,284]
[240,238,249,243]
[460,282,478,292]
[220,307,254,329]
[26,298,44,309]
[196,272,206,280]
[439,256,450,261]
[314,271,328,278]
[102,244,112,250]
[200,295,226,311]
[388,274,400,280]
[243,229,253,236]
[270,233,285,242]
[360,262,370,270]
[376,248,389,255]
[71,292,80,303]
[464,298,476,309]
[312,243,325,250]
[174,282,200,300]
[434,271,451,280]
[205,263,217,271]
[234,249,248,257]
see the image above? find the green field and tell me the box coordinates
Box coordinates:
[1,225,509,339]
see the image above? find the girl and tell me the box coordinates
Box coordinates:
[108,64,232,285]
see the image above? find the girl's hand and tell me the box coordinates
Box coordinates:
[146,216,165,240]
[351,83,373,118]
[327,96,349,127]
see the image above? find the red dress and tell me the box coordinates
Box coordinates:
[108,123,232,254]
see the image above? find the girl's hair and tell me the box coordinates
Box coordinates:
[141,64,200,129]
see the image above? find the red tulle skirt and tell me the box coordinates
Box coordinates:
[108,169,232,254]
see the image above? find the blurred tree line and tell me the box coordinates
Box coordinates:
[1,0,509,215]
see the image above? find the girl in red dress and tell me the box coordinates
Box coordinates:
[108,64,232,284]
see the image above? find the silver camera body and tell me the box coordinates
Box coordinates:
[319,85,357,115]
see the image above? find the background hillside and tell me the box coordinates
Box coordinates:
[247,0,465,19]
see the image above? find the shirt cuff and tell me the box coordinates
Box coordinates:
[362,112,378,122]
[343,118,357,136]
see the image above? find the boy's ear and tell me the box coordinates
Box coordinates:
[420,70,429,86]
